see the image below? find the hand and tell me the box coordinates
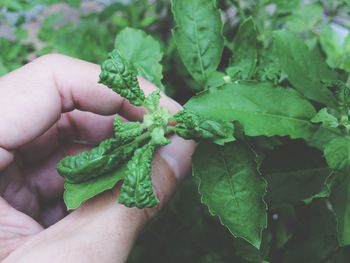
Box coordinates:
[0,54,195,262]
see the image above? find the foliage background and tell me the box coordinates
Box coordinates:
[1,0,350,262]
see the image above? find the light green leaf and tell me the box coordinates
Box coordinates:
[115,27,164,89]
[171,0,224,87]
[230,17,258,79]
[119,143,159,208]
[285,4,323,33]
[64,162,128,210]
[311,108,339,128]
[192,141,267,248]
[185,82,316,139]
[324,137,350,171]
[274,30,337,107]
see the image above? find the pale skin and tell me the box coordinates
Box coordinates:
[0,54,196,262]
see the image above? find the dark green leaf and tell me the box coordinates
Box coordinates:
[329,173,350,246]
[192,141,267,248]
[185,82,317,139]
[171,0,224,87]
[229,17,258,79]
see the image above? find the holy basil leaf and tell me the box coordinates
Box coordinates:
[324,137,350,171]
[171,0,224,87]
[64,162,128,210]
[113,118,144,142]
[266,167,329,209]
[99,49,145,106]
[192,141,267,249]
[115,27,164,89]
[329,173,350,246]
[57,138,138,183]
[273,30,337,107]
[119,143,159,208]
[282,201,338,263]
[173,109,235,145]
[185,82,316,139]
[229,17,258,80]
[311,108,339,129]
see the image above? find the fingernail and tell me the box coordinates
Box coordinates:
[158,135,196,181]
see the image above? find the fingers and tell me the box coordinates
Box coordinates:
[0,54,121,150]
[0,54,182,171]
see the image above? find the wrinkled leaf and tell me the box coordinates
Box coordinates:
[119,143,159,208]
[99,49,145,106]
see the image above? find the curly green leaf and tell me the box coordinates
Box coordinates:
[99,49,145,106]
[118,143,159,208]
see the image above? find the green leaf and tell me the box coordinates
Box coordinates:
[284,3,323,33]
[145,90,161,113]
[311,108,339,129]
[283,201,338,263]
[229,17,258,79]
[115,27,164,89]
[119,143,159,208]
[273,30,337,107]
[173,109,235,145]
[171,0,224,87]
[324,137,350,171]
[64,162,128,210]
[185,82,316,139]
[329,173,350,246]
[57,138,138,183]
[99,49,145,106]
[113,118,144,142]
[266,167,329,209]
[192,141,267,248]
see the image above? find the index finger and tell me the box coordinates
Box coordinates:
[0,54,179,151]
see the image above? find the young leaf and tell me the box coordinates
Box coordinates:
[185,82,317,139]
[311,108,339,129]
[173,109,235,145]
[192,141,267,249]
[113,118,144,142]
[64,162,128,210]
[273,30,337,107]
[229,17,258,80]
[99,49,145,106]
[57,138,138,183]
[171,0,224,87]
[119,143,159,208]
[324,137,350,171]
[115,27,164,89]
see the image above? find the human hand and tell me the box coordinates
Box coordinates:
[0,54,195,262]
